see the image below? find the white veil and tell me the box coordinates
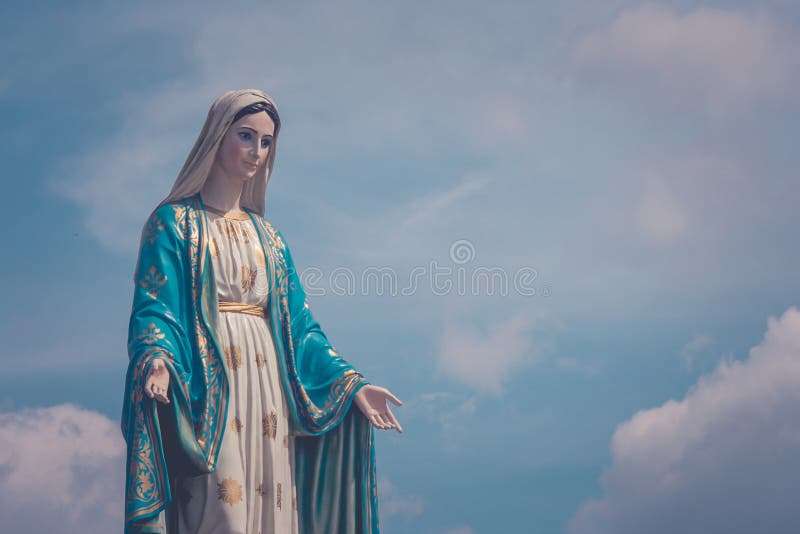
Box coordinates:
[159,89,281,216]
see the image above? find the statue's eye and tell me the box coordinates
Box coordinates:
[261,139,271,149]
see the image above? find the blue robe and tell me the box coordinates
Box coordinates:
[121,192,380,533]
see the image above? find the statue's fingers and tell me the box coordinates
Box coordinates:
[379,412,396,430]
[384,408,403,433]
[368,413,382,429]
[374,413,390,429]
[384,390,403,406]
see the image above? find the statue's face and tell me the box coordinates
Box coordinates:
[215,110,276,182]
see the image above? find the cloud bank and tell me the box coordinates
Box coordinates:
[574,3,799,115]
[569,306,800,534]
[0,404,124,532]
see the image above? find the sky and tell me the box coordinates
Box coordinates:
[1,0,800,532]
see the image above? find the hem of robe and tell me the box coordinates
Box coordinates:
[127,392,379,534]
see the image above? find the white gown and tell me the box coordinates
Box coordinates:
[169,206,300,534]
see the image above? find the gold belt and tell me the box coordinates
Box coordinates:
[218,300,266,318]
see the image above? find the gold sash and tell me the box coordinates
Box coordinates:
[218,300,266,318]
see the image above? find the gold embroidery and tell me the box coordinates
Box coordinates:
[143,214,165,245]
[292,496,297,510]
[242,265,257,292]
[173,205,199,245]
[137,323,165,345]
[263,411,277,438]
[209,236,220,258]
[239,223,252,243]
[276,483,282,510]
[185,196,227,467]
[283,434,289,448]
[225,345,242,371]
[255,353,266,368]
[217,477,243,505]
[139,265,167,299]
[172,205,188,222]
[229,417,243,433]
[256,483,268,497]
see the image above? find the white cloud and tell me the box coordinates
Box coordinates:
[569,306,800,534]
[0,404,124,533]
[574,3,799,114]
[437,310,538,395]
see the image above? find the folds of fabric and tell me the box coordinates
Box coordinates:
[121,193,380,533]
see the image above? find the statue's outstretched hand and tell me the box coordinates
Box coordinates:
[144,358,171,404]
[354,384,403,433]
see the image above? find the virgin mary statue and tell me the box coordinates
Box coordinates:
[121,89,402,534]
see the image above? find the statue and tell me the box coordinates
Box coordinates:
[121,89,402,533]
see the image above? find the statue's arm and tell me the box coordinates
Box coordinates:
[276,228,366,383]
[125,204,190,414]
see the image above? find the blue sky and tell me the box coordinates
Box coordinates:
[2,1,800,532]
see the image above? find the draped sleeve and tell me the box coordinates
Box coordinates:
[274,227,371,433]
[121,203,207,534]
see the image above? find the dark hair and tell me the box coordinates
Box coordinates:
[232,101,281,132]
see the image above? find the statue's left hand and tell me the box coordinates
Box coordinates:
[354,385,403,433]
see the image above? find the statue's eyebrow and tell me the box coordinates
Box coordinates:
[238,126,273,138]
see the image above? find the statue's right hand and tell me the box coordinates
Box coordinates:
[144,358,171,404]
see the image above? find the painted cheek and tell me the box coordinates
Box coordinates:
[224,138,245,168]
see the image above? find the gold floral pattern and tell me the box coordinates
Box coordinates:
[225,345,242,371]
[137,323,165,345]
[242,265,257,292]
[256,483,268,497]
[229,417,243,433]
[143,214,165,245]
[262,411,277,438]
[255,353,266,368]
[217,477,243,506]
[239,223,252,244]
[139,265,167,299]
[276,482,282,510]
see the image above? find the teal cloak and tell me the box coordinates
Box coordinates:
[121,193,380,533]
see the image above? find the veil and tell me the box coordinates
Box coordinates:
[158,88,281,216]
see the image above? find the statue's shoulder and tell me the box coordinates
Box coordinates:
[153,195,202,221]
[141,196,199,244]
